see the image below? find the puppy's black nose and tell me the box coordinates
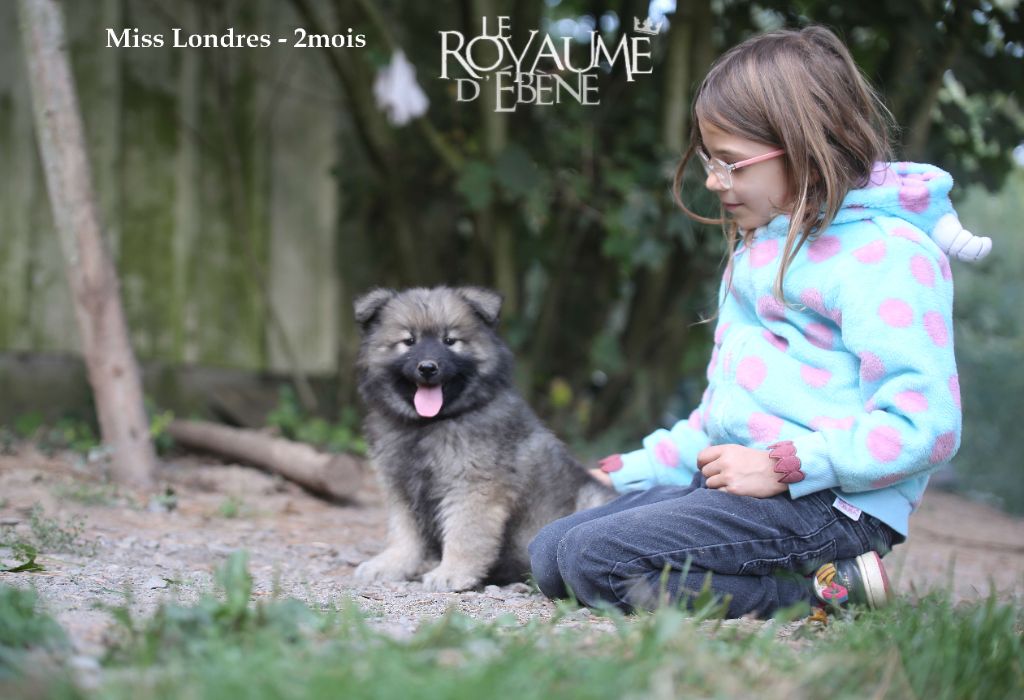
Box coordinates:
[417,361,439,379]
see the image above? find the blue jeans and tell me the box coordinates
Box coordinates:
[529,474,898,618]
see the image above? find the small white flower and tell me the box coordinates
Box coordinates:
[373,50,429,126]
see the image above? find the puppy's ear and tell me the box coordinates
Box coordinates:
[457,287,503,327]
[353,288,396,332]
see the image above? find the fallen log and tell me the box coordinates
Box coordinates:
[166,419,366,503]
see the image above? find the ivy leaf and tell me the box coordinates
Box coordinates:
[494,145,539,201]
[456,160,494,211]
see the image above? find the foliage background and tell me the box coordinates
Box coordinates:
[0,0,1021,509]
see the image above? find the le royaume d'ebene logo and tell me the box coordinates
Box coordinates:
[439,16,661,111]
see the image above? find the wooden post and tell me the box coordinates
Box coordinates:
[18,0,157,489]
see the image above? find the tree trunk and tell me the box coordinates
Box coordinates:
[661,6,694,153]
[19,0,157,489]
[903,3,970,160]
[167,420,366,503]
[473,0,518,316]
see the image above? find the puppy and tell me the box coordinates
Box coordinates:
[352,286,614,591]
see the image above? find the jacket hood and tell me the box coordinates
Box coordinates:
[833,161,955,232]
[761,162,991,262]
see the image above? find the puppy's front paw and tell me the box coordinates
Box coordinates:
[354,551,420,583]
[421,565,480,592]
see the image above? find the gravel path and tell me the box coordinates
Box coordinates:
[2,444,1023,674]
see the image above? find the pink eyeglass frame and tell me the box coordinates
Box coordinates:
[698,148,786,187]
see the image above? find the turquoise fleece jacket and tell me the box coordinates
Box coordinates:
[603,162,964,536]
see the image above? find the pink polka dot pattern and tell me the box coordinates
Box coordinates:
[801,365,832,388]
[949,375,961,409]
[910,255,935,287]
[865,398,878,412]
[890,227,923,244]
[757,295,786,321]
[879,298,914,327]
[762,329,789,352]
[737,356,768,391]
[810,416,855,431]
[867,426,902,462]
[800,288,826,315]
[894,391,929,413]
[808,235,841,262]
[898,183,930,213]
[860,352,886,382]
[938,255,952,281]
[654,438,679,467]
[688,410,702,431]
[854,239,887,264]
[599,454,623,473]
[714,321,731,345]
[707,347,719,380]
[869,165,901,187]
[805,322,834,350]
[799,289,842,325]
[871,472,907,489]
[750,239,779,268]
[924,311,948,346]
[748,412,783,443]
[930,432,957,464]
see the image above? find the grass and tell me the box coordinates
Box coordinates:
[0,503,95,558]
[0,586,66,655]
[53,482,122,508]
[1,552,1020,699]
[0,585,73,697]
[216,496,245,519]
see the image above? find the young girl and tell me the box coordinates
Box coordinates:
[529,26,990,618]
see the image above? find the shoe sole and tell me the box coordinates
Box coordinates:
[855,551,892,609]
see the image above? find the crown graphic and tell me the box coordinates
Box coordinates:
[633,16,663,35]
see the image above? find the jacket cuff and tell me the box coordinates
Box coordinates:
[784,432,840,499]
[601,448,656,493]
[767,441,805,484]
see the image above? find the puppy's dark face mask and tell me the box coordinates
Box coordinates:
[389,333,478,418]
[354,287,512,421]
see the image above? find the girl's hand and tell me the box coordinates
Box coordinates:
[697,444,788,498]
[589,468,614,487]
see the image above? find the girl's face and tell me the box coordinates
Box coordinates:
[699,121,792,231]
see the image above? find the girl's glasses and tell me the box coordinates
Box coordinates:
[697,147,786,189]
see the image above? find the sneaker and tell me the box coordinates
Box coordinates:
[811,551,893,610]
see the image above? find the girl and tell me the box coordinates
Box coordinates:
[529,26,989,618]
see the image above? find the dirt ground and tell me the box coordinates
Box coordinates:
[2,444,1023,677]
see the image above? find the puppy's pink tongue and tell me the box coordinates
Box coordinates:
[414,385,443,417]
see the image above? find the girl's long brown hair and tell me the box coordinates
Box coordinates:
[673,26,897,302]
